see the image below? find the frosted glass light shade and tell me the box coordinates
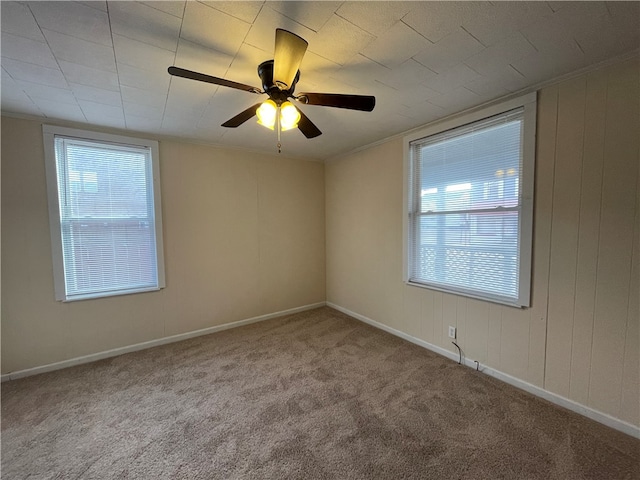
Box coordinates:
[257,100,277,130]
[280,101,301,131]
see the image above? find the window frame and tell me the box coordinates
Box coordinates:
[43,125,166,302]
[403,93,537,308]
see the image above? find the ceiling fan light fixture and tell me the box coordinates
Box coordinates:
[168,28,376,144]
[256,99,277,130]
[280,101,301,131]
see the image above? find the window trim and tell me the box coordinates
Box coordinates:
[43,125,166,302]
[402,92,537,308]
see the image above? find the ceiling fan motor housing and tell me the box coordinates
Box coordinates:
[258,60,299,104]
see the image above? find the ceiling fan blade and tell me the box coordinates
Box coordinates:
[296,109,322,138]
[296,93,376,112]
[168,66,261,94]
[273,29,308,90]
[221,103,262,128]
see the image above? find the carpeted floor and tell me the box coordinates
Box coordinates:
[2,307,639,479]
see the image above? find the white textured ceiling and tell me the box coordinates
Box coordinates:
[1,1,639,159]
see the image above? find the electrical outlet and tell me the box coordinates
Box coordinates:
[448,326,456,339]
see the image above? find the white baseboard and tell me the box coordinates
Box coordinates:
[1,302,326,382]
[327,302,640,440]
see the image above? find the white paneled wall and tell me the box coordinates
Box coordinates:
[326,58,639,428]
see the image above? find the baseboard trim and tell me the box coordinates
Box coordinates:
[327,302,640,440]
[1,302,326,382]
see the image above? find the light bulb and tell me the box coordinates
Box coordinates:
[279,101,301,131]
[256,100,277,130]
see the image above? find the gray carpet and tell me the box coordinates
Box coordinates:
[2,307,639,479]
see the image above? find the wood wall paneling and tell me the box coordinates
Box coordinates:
[465,299,489,365]
[487,303,503,371]
[456,296,467,355]
[442,293,458,354]
[544,76,587,398]
[528,85,558,388]
[323,57,639,428]
[420,291,435,345]
[568,69,608,405]
[500,307,531,381]
[588,62,638,416]
[433,292,444,349]
[620,170,639,426]
[403,286,423,339]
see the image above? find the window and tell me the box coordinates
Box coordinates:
[404,93,536,307]
[44,126,165,301]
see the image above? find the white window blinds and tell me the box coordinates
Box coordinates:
[407,107,530,306]
[46,130,164,301]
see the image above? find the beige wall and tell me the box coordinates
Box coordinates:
[326,58,639,427]
[1,117,326,373]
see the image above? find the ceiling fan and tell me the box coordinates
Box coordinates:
[168,29,376,142]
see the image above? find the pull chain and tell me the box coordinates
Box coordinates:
[276,107,282,153]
